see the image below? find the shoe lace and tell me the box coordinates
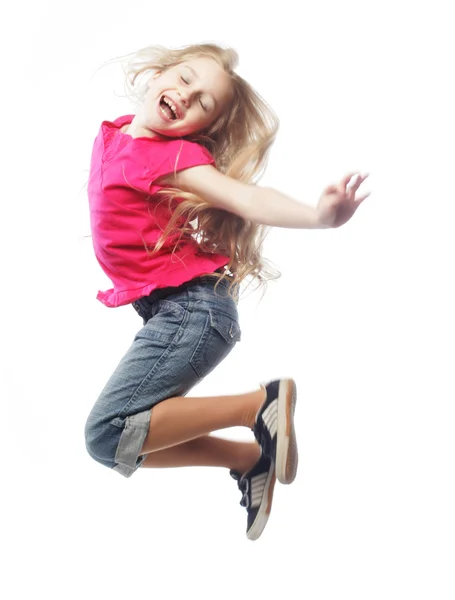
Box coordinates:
[230,471,250,509]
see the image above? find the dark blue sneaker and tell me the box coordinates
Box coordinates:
[230,452,276,541]
[253,379,298,484]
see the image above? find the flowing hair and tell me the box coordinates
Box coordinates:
[108,43,282,299]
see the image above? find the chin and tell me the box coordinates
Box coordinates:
[162,128,193,139]
[155,129,183,139]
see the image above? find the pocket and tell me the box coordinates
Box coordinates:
[189,310,241,379]
[134,299,187,345]
[209,310,242,344]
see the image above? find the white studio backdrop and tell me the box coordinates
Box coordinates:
[1,1,454,599]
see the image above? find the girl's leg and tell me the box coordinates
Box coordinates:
[140,386,266,454]
[141,435,261,475]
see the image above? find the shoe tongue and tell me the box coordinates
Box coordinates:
[229,469,241,481]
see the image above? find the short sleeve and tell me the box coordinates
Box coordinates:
[118,138,215,196]
[146,139,215,180]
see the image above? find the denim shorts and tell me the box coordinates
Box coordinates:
[84,273,241,478]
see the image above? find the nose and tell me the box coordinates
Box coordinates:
[177,88,193,107]
[177,85,199,108]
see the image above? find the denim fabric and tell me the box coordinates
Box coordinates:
[84,274,241,477]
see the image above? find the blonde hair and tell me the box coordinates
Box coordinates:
[116,43,282,299]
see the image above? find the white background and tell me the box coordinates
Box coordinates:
[2,1,454,598]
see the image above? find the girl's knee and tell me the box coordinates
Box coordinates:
[84,416,109,464]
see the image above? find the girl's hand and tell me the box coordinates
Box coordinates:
[317,172,371,228]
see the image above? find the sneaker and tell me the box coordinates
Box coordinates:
[230,452,276,541]
[254,379,298,485]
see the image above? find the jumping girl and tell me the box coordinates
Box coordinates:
[85,43,370,540]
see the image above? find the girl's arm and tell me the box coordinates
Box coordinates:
[158,165,370,229]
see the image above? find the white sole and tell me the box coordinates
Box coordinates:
[276,379,298,485]
[247,464,276,541]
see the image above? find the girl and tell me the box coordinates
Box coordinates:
[85,43,370,541]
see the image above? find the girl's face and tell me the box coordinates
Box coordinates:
[139,56,233,138]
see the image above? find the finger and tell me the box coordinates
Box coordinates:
[324,185,340,194]
[355,192,371,205]
[349,173,370,193]
[342,172,359,186]
[327,172,369,196]
[340,172,360,191]
[347,174,371,203]
[340,173,362,197]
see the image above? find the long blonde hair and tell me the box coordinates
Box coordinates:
[117,43,282,299]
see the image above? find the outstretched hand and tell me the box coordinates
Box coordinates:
[317,173,371,228]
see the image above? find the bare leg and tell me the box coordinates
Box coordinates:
[140,387,266,455]
[141,435,261,475]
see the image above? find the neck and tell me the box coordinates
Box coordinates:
[123,115,157,139]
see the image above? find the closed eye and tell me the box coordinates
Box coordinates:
[199,99,207,111]
[181,76,189,84]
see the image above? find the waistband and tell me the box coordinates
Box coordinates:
[136,269,236,305]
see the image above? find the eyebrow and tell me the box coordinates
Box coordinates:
[184,65,197,77]
[182,65,217,108]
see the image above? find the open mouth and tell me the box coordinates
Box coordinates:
[159,95,180,120]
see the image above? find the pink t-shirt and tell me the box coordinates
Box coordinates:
[87,115,230,307]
